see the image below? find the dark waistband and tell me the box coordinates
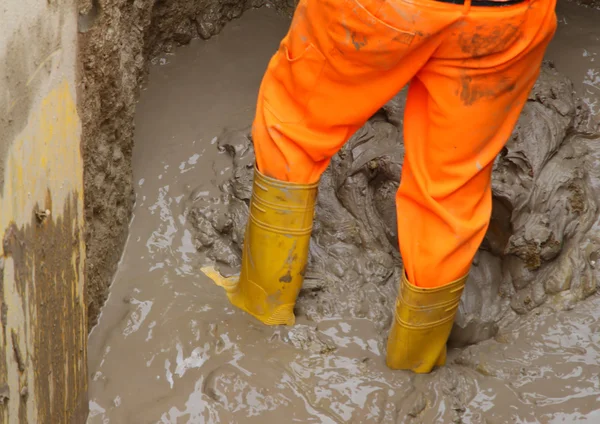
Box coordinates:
[435,0,526,5]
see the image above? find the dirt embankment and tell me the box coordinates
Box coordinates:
[77,0,292,329]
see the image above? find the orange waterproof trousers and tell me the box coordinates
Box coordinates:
[252,0,556,288]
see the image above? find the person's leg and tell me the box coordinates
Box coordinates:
[213,0,463,325]
[253,0,465,183]
[387,0,557,372]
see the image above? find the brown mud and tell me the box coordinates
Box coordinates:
[88,5,600,423]
[545,1,600,121]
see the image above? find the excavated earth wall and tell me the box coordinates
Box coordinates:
[77,0,293,328]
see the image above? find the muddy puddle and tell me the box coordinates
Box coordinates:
[88,5,600,423]
[546,1,600,121]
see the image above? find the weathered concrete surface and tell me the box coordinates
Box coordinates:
[0,0,87,421]
[78,0,292,330]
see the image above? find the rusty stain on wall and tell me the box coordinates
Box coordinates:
[3,192,87,423]
[0,79,87,422]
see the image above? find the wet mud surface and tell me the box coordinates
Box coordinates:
[546,1,600,120]
[88,5,600,423]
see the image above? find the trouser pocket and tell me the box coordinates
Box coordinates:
[326,0,417,72]
[262,22,327,124]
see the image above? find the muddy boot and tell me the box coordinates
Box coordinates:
[386,271,466,373]
[203,166,318,325]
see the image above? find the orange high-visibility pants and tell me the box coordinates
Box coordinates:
[252,0,556,288]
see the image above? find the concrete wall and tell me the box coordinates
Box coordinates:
[0,0,88,422]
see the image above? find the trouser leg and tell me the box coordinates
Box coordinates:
[388,0,556,371]
[234,0,455,324]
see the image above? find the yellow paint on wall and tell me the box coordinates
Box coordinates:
[0,78,85,422]
[1,79,84,228]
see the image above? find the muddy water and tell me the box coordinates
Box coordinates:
[88,5,600,423]
[546,1,600,121]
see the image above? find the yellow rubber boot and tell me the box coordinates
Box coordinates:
[386,271,466,373]
[203,167,318,326]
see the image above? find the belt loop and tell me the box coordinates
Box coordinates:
[463,0,471,14]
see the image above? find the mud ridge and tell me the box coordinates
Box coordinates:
[190,62,600,347]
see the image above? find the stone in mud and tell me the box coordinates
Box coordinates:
[189,63,600,347]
